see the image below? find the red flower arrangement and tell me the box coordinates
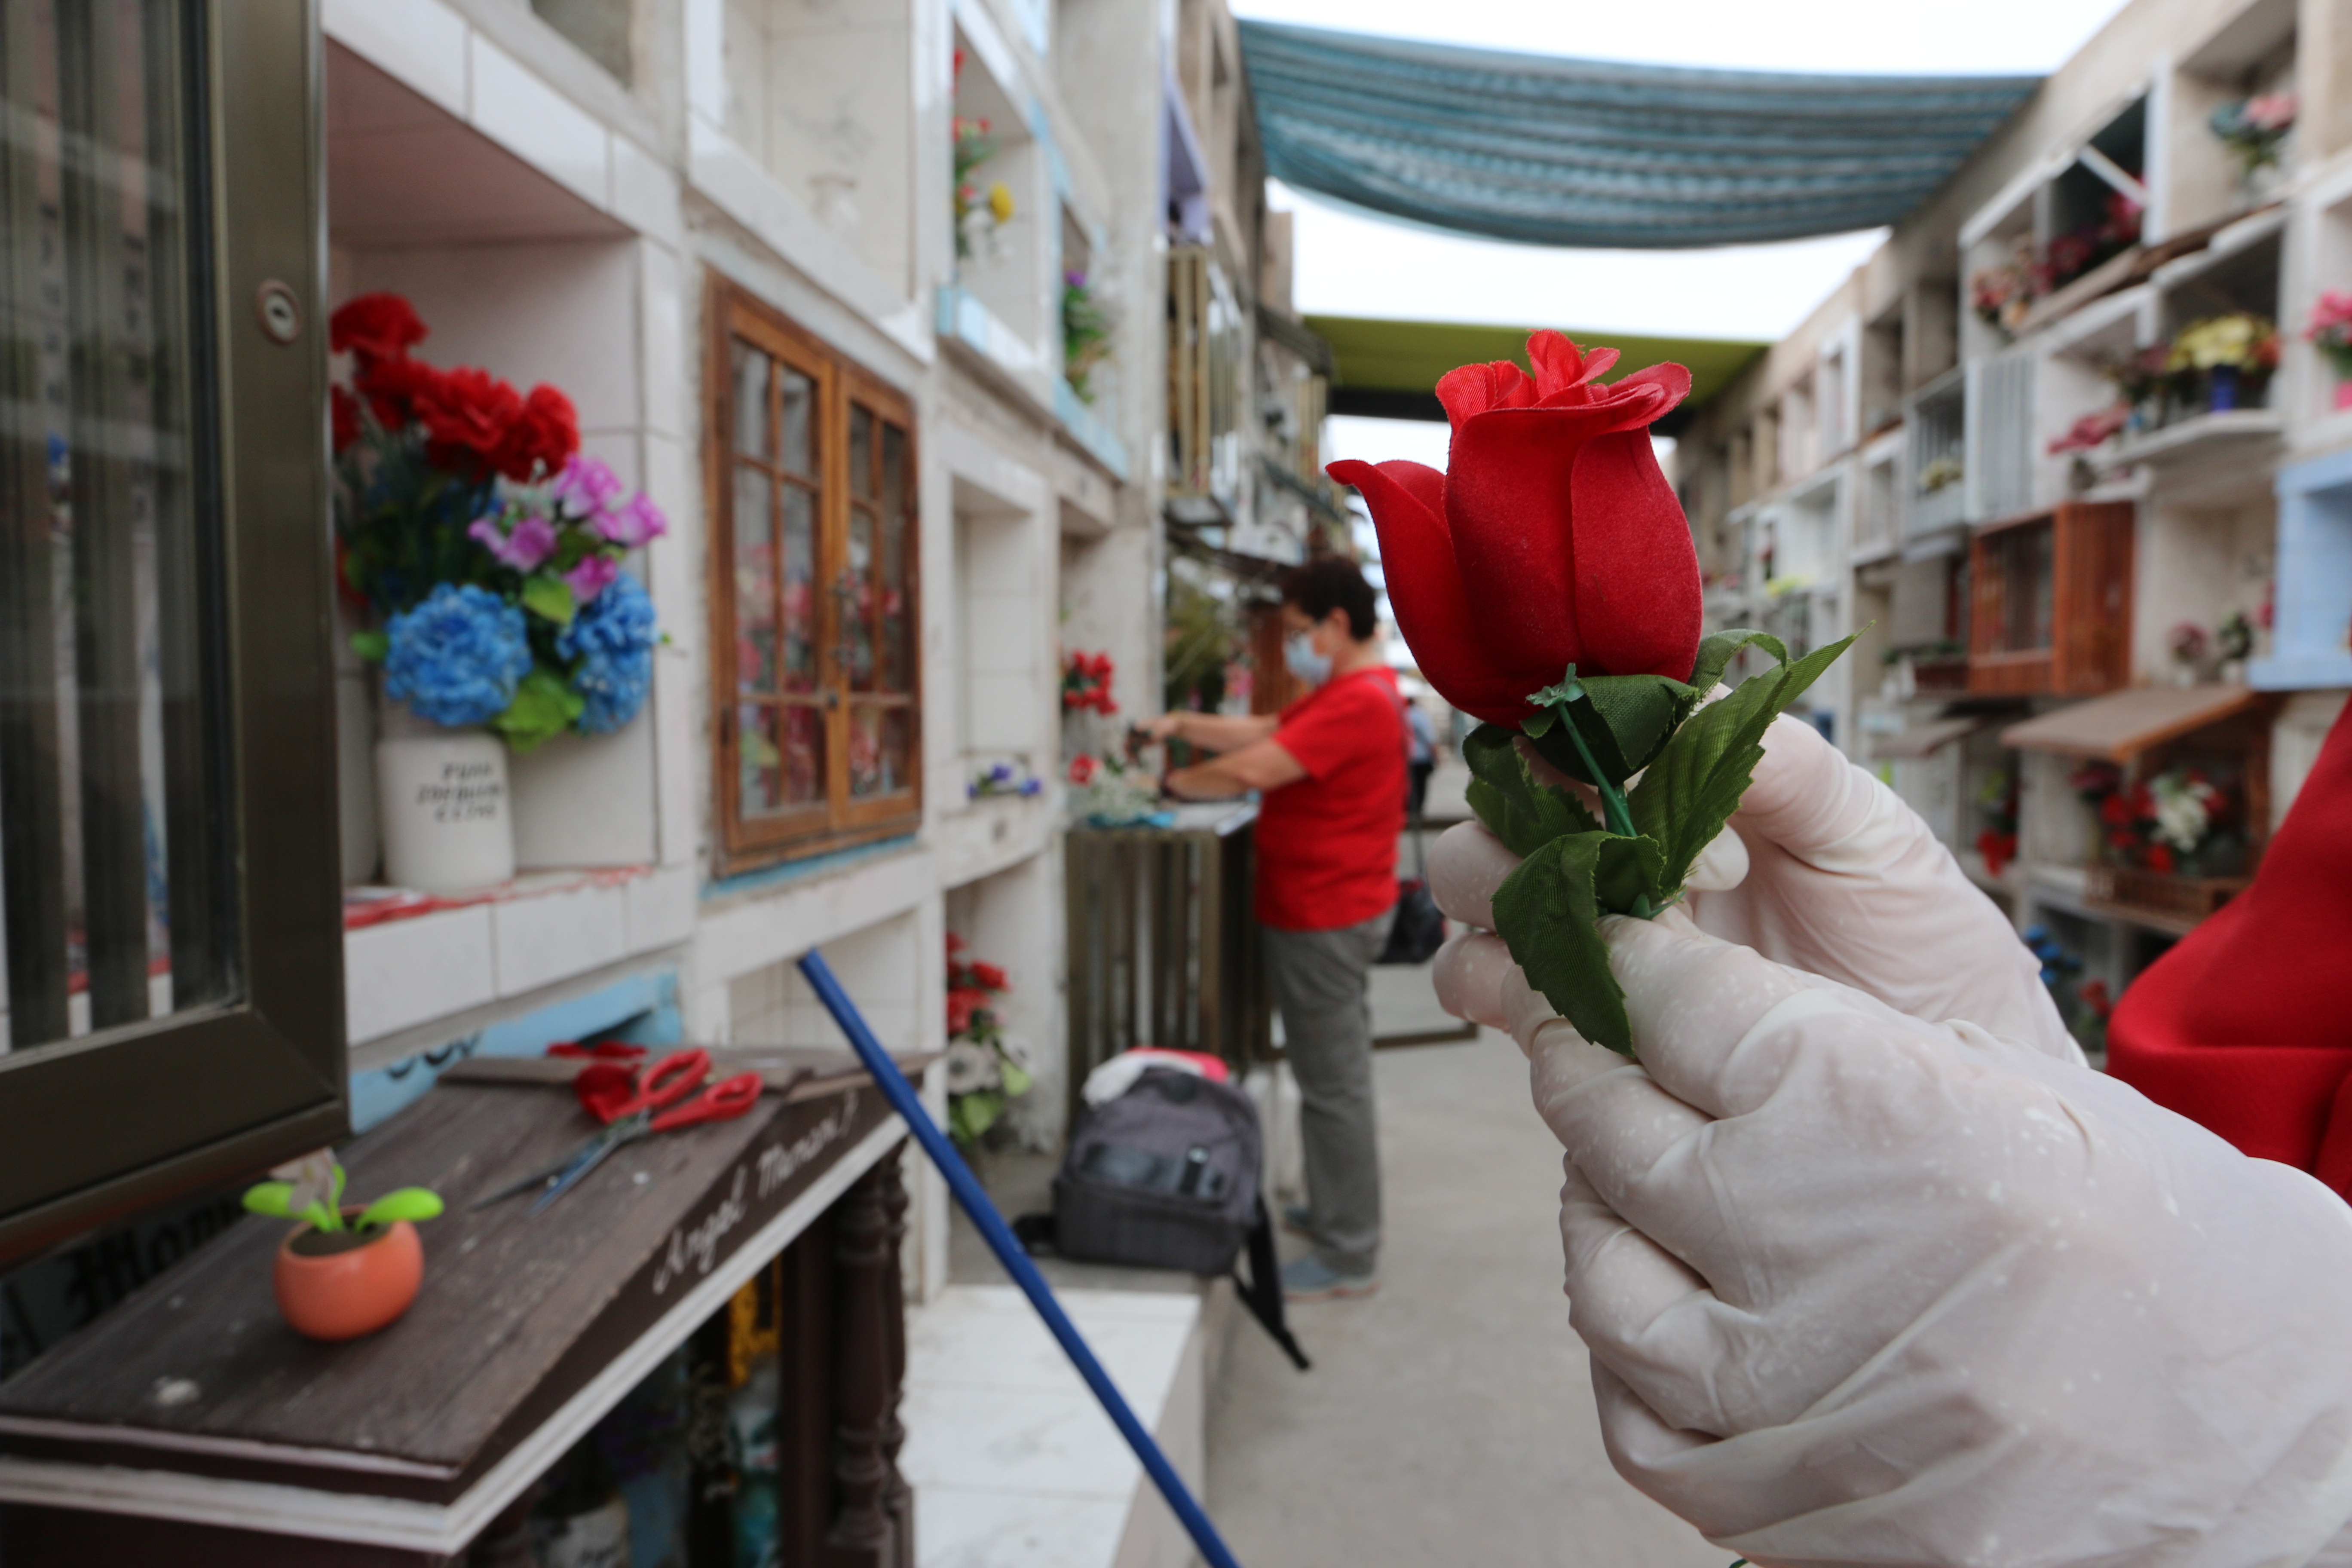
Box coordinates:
[330,292,578,484]
[945,933,1009,1038]
[1062,649,1117,714]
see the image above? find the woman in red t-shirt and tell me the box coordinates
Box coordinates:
[1150,558,1403,1302]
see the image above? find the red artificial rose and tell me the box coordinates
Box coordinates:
[494,383,579,482]
[416,365,524,475]
[968,961,1008,992]
[329,292,428,364]
[1327,332,1701,724]
[2147,843,2176,875]
[1068,754,1098,785]
[946,986,988,1037]
[331,386,361,452]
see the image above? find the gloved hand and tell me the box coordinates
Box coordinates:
[1501,911,2352,1568]
[1431,713,2076,1061]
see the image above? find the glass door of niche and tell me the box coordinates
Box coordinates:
[0,0,346,1263]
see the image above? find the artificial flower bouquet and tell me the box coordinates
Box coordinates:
[2072,760,2241,877]
[1063,270,1112,403]
[331,294,666,750]
[2305,291,2352,393]
[944,936,1032,1145]
[1331,332,1858,1054]
[1062,649,1118,714]
[2210,92,2296,175]
[2167,312,2279,413]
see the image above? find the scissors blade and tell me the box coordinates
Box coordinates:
[473,1142,597,1210]
[527,1115,646,1216]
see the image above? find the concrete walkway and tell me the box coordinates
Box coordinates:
[1205,1028,1728,1568]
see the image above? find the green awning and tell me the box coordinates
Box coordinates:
[1304,313,1764,432]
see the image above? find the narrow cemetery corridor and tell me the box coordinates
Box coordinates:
[1206,1028,1727,1568]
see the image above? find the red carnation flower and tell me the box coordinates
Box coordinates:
[416,365,524,476]
[329,292,427,364]
[1327,331,1700,724]
[494,383,579,482]
[353,354,445,432]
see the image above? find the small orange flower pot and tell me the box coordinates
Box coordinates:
[273,1213,424,1342]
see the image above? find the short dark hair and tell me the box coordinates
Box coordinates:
[1279,556,1377,641]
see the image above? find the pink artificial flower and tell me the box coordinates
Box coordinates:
[2245,92,2297,132]
[469,511,558,572]
[564,553,620,603]
[553,453,625,518]
[597,492,669,548]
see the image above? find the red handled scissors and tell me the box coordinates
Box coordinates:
[474,1049,762,1215]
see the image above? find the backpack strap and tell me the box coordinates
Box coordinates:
[1231,1195,1311,1371]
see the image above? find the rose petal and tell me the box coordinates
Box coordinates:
[1327,458,1534,723]
[1566,428,1704,680]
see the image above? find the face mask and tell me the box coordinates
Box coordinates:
[1284,631,1332,686]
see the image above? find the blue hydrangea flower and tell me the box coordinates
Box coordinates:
[556,569,657,734]
[383,583,531,727]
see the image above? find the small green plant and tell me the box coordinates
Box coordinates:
[243,1152,444,1234]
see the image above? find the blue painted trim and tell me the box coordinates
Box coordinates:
[2261,450,2352,690]
[349,969,684,1131]
[703,834,920,902]
[1054,378,1131,480]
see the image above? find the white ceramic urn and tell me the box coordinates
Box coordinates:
[374,707,515,894]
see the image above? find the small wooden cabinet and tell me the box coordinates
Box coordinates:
[1967,500,2135,696]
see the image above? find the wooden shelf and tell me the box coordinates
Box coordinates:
[0,1068,919,1563]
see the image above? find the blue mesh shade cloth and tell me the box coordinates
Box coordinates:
[1238,21,2041,249]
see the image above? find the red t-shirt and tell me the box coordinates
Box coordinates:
[1253,666,1406,931]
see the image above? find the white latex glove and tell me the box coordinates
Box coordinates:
[1510,912,2352,1568]
[1431,712,2076,1062]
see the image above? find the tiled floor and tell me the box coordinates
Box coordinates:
[899,1284,1200,1568]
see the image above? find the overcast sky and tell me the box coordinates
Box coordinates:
[1234,0,2139,594]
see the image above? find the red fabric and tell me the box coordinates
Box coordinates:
[1326,331,1701,727]
[2107,699,2352,1190]
[1254,667,1406,932]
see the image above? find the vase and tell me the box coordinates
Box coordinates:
[375,705,515,894]
[2208,365,2241,412]
[273,1213,425,1341]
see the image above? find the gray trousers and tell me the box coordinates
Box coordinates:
[1264,906,1394,1274]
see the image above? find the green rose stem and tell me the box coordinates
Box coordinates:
[1531,677,1655,919]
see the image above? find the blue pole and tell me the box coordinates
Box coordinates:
[798,949,1247,1568]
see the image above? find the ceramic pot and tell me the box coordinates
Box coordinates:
[374,709,514,894]
[274,1215,424,1341]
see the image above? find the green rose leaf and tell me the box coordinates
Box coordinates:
[1523,673,1704,788]
[1463,723,1600,857]
[492,665,585,753]
[1491,830,1664,1055]
[1685,628,1789,695]
[1628,631,1861,891]
[521,571,576,628]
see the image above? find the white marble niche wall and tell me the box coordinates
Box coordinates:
[724,0,919,297]
[952,472,1052,777]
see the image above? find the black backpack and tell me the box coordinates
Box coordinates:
[1017,1068,1309,1369]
